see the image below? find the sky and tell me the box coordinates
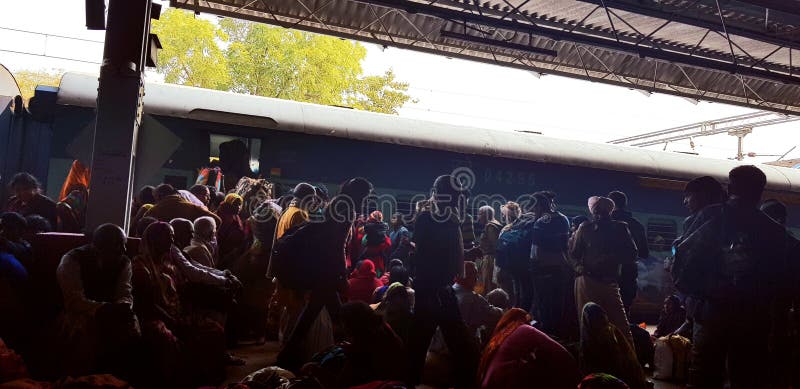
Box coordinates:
[1,0,798,163]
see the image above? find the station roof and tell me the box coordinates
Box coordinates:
[170,0,800,114]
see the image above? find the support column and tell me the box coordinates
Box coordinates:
[85,0,153,231]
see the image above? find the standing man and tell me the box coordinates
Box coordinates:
[529,191,574,340]
[675,166,787,388]
[407,174,478,389]
[607,191,649,316]
[476,205,502,294]
[275,178,373,370]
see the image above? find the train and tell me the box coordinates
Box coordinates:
[2,71,799,320]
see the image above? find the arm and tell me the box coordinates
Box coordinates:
[114,259,134,305]
[633,220,650,259]
[57,253,104,315]
[170,246,228,287]
[568,225,585,271]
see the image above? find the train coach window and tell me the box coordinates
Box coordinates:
[210,134,262,174]
[646,218,677,252]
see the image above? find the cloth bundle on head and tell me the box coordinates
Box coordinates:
[587,196,615,217]
[369,210,383,222]
[178,189,205,207]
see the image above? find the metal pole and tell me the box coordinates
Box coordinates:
[85,0,153,231]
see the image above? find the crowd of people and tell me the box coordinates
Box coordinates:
[0,163,797,389]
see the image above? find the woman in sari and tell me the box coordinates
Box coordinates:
[216,193,247,269]
[132,222,226,387]
[579,303,647,389]
[478,308,579,389]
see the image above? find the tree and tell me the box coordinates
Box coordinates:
[151,9,230,90]
[152,10,413,114]
[346,69,416,115]
[13,69,62,102]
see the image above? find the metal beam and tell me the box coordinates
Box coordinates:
[348,0,800,84]
[574,0,800,51]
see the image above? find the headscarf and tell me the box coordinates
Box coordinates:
[142,222,174,260]
[587,196,614,218]
[223,193,244,208]
[478,308,531,383]
[369,210,383,222]
[352,259,377,279]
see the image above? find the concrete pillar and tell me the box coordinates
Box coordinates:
[85,0,153,231]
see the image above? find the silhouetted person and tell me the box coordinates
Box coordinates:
[5,173,57,229]
[57,224,140,378]
[608,191,649,316]
[407,174,479,389]
[675,166,787,388]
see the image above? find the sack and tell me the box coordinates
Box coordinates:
[298,308,335,363]
[495,215,536,269]
[271,223,311,291]
[653,335,691,382]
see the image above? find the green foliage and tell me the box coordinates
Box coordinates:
[12,69,62,102]
[151,9,230,90]
[154,9,412,114]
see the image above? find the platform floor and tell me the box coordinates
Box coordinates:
[226,342,686,388]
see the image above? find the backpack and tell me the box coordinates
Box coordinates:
[653,335,691,382]
[673,205,759,299]
[271,223,312,291]
[495,214,536,269]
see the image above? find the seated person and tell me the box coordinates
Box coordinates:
[486,288,510,311]
[307,302,406,388]
[56,184,88,233]
[56,224,140,377]
[169,218,194,250]
[372,265,415,309]
[347,259,383,303]
[580,303,648,389]
[185,216,219,269]
[133,222,237,387]
[4,173,57,229]
[654,295,686,338]
[23,214,52,242]
[0,213,32,268]
[479,308,580,389]
[144,184,220,225]
[373,282,413,345]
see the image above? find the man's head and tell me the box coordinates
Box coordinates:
[588,196,614,219]
[137,185,156,206]
[663,295,681,314]
[532,191,554,218]
[607,191,627,211]
[340,178,373,206]
[501,201,520,224]
[477,205,495,225]
[432,174,469,209]
[10,173,39,203]
[728,165,766,207]
[455,261,478,291]
[761,199,787,225]
[487,288,510,310]
[193,216,217,242]
[292,182,316,205]
[169,218,193,249]
[0,212,27,241]
[189,184,211,206]
[154,184,178,202]
[91,224,127,259]
[683,176,725,214]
